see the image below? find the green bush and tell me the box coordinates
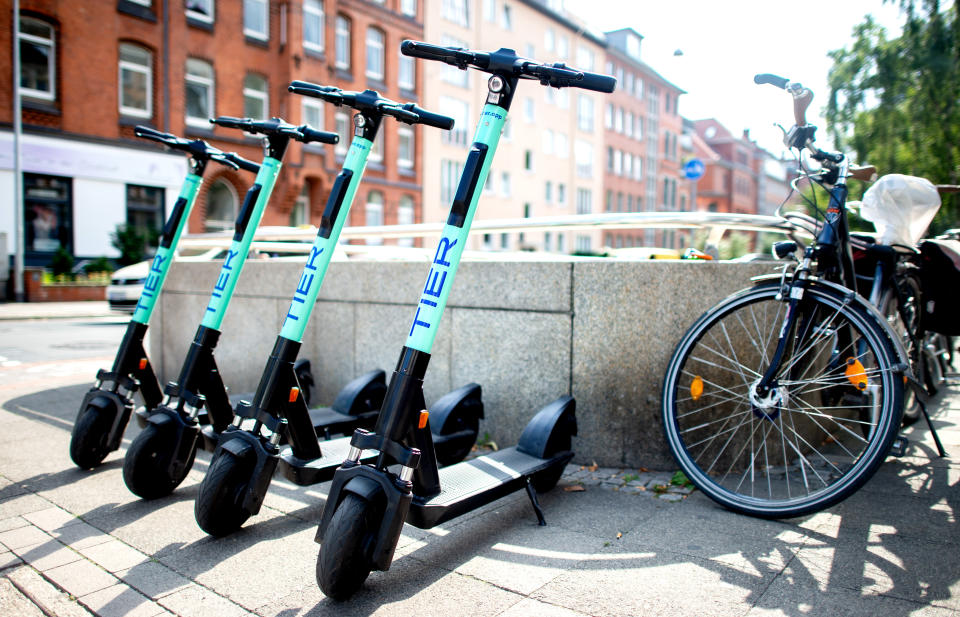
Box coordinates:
[84,256,114,274]
[50,246,75,279]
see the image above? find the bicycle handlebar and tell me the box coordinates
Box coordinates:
[288,81,455,130]
[753,73,813,126]
[401,40,616,93]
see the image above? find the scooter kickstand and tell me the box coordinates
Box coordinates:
[525,477,547,526]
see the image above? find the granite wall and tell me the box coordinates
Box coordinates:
[150,258,772,469]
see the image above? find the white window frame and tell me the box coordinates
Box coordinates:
[365,191,384,245]
[303,0,325,53]
[442,0,470,27]
[397,126,414,169]
[243,0,268,41]
[186,0,214,23]
[334,15,350,70]
[501,3,512,30]
[398,55,415,91]
[365,27,385,82]
[397,196,415,246]
[401,0,417,18]
[18,17,55,101]
[118,43,152,118]
[577,95,594,132]
[302,98,324,132]
[185,58,214,128]
[334,111,350,155]
[243,73,268,120]
[369,128,384,164]
[483,0,495,22]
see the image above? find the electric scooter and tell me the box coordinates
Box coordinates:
[194,84,483,536]
[69,127,259,470]
[314,41,615,600]
[121,117,339,498]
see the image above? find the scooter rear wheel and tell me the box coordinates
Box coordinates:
[316,494,378,600]
[123,424,197,499]
[70,399,114,469]
[194,451,252,536]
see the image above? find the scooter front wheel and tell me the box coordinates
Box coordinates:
[316,494,378,600]
[70,399,114,469]
[123,424,197,499]
[194,451,253,536]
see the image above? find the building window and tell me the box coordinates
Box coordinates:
[605,103,613,129]
[557,183,566,205]
[524,97,535,123]
[576,188,592,215]
[544,28,554,51]
[369,128,384,164]
[440,159,463,204]
[334,15,350,70]
[501,4,512,29]
[575,140,593,177]
[576,46,594,71]
[542,129,553,154]
[441,35,469,87]
[304,0,324,53]
[365,191,384,245]
[575,234,591,253]
[243,73,268,120]
[204,179,237,232]
[439,96,469,146]
[401,0,417,18]
[126,185,164,251]
[397,195,415,246]
[186,0,214,23]
[555,132,568,158]
[365,27,385,82]
[483,0,495,21]
[398,127,414,170]
[524,150,533,172]
[334,111,350,155]
[302,98,324,131]
[500,172,511,197]
[24,174,71,255]
[398,55,415,91]
[185,58,214,127]
[577,95,593,132]
[118,43,152,118]
[290,184,310,226]
[18,17,55,101]
[243,0,268,40]
[500,233,509,250]
[557,35,568,58]
[443,0,470,27]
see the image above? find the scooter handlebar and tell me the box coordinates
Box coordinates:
[221,152,260,173]
[401,103,455,130]
[296,125,340,145]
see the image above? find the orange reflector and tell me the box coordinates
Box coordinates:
[690,376,704,401]
[845,358,868,390]
[418,409,429,430]
[288,387,300,403]
[139,358,148,370]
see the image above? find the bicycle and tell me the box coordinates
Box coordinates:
[661,73,911,519]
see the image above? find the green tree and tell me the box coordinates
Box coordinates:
[826,0,960,234]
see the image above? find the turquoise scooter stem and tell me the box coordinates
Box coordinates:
[279,135,372,342]
[131,173,203,325]
[405,104,507,353]
[201,157,282,330]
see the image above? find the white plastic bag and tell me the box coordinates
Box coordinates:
[861,174,941,246]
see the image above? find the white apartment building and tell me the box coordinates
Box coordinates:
[422,0,608,253]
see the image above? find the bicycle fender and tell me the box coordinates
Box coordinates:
[751,275,912,372]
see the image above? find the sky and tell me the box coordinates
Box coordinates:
[563,0,908,157]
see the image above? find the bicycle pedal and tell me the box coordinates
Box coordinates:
[889,435,909,457]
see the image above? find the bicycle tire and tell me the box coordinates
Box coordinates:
[316,494,379,600]
[662,281,904,518]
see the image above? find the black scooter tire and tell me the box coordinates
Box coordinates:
[194,451,252,536]
[123,424,197,499]
[316,494,378,600]
[70,400,113,469]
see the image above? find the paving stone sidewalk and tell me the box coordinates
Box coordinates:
[1,371,958,616]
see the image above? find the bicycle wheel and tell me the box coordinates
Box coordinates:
[879,271,922,424]
[662,282,904,518]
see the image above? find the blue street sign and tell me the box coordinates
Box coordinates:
[684,158,705,180]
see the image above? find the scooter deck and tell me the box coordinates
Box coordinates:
[308,406,378,437]
[407,446,573,529]
[278,436,377,486]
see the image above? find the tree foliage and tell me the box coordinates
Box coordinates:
[826,0,960,233]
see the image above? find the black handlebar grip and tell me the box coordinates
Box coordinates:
[754,73,790,89]
[224,152,260,174]
[403,104,454,130]
[574,71,617,93]
[400,39,446,61]
[210,116,249,130]
[297,125,339,145]
[134,125,178,143]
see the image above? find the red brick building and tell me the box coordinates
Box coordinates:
[601,28,688,251]
[692,119,766,215]
[1,0,425,266]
